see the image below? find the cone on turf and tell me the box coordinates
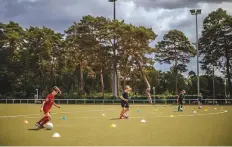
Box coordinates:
[204,109,208,112]
[140,119,146,123]
[102,114,105,116]
[62,116,67,120]
[110,124,116,128]
[193,110,197,114]
[214,108,217,110]
[52,133,61,138]
[24,120,28,124]
[170,115,174,117]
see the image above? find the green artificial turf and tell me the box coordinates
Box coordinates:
[0,104,231,146]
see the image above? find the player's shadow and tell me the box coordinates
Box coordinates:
[109,118,121,120]
[28,128,50,131]
[28,128,41,131]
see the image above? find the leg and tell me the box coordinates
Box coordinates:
[123,103,129,115]
[122,103,130,118]
[178,101,181,111]
[120,108,125,119]
[123,108,129,118]
[40,112,51,126]
[35,110,49,128]
[198,101,201,108]
[37,115,47,124]
[180,101,183,111]
[120,101,126,118]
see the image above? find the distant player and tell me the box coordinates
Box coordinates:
[119,85,132,119]
[198,93,203,109]
[177,90,185,112]
[35,86,61,128]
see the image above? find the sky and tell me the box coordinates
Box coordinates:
[0,0,232,77]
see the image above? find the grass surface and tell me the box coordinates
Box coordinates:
[0,104,231,146]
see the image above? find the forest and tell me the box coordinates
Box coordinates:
[0,8,231,99]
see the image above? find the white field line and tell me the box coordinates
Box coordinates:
[0,109,117,118]
[22,110,227,119]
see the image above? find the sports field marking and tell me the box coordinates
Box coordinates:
[21,110,227,120]
[0,109,117,118]
[26,116,144,119]
[131,105,166,107]
[155,110,227,118]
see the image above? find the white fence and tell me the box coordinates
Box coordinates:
[0,99,231,105]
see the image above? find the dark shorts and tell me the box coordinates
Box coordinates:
[43,108,51,115]
[178,99,183,105]
[121,101,129,108]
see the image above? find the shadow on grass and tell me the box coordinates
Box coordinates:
[109,118,121,120]
[172,110,184,112]
[28,128,50,131]
[28,128,41,131]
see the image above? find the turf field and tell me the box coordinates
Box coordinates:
[0,104,231,146]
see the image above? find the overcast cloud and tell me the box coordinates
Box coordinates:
[0,0,232,77]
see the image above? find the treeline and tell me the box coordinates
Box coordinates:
[0,8,231,99]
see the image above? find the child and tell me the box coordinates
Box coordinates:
[177,90,185,112]
[119,85,132,119]
[198,93,203,109]
[35,86,61,128]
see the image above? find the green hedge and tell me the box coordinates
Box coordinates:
[55,94,198,100]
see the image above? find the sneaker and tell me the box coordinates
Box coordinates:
[124,116,128,119]
[35,122,41,128]
[123,114,129,119]
[35,122,44,129]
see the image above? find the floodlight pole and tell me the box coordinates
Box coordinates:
[190,9,201,97]
[212,66,215,99]
[225,78,227,98]
[109,0,118,97]
[36,89,38,100]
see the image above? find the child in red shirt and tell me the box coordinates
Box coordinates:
[35,86,61,128]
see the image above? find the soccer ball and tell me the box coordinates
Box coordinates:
[44,122,53,130]
[124,113,129,118]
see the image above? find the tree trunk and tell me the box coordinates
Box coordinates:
[123,73,126,90]
[225,46,232,97]
[212,66,215,99]
[79,64,84,91]
[136,59,152,104]
[100,66,104,97]
[175,51,178,95]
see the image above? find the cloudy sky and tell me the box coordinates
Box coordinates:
[1,0,232,77]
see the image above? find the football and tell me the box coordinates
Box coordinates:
[44,122,53,130]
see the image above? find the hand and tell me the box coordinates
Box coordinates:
[57,105,61,108]
[125,99,128,102]
[40,107,43,112]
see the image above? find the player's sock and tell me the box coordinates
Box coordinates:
[38,116,47,124]
[120,113,124,119]
[120,109,125,119]
[40,117,50,126]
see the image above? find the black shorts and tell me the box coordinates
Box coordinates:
[121,101,129,108]
[178,99,183,105]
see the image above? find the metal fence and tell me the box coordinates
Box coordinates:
[0,99,231,105]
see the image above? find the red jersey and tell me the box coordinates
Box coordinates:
[43,94,55,111]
